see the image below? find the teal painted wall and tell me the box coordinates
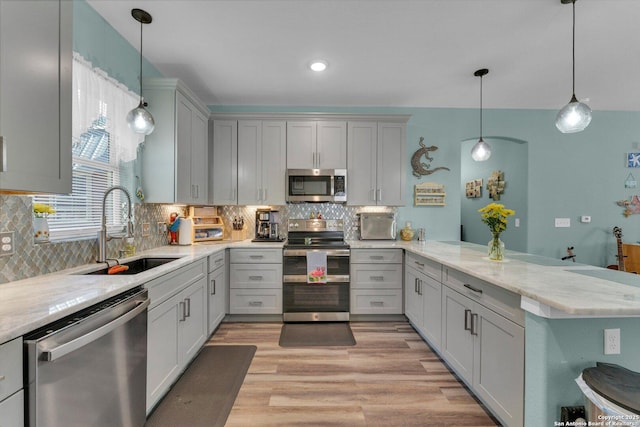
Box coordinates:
[73,1,163,95]
[461,137,528,252]
[525,313,640,425]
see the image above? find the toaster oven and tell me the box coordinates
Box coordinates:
[359,213,396,240]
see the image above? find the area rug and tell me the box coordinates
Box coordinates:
[145,345,256,427]
[279,322,356,347]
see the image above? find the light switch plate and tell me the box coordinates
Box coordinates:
[142,223,150,237]
[555,218,571,228]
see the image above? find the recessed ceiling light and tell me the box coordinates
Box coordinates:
[309,60,328,72]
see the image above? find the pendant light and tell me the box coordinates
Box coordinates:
[126,8,155,135]
[471,68,491,162]
[555,0,591,133]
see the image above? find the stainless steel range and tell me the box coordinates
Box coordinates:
[283,219,350,322]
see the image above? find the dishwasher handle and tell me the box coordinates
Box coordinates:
[42,298,150,362]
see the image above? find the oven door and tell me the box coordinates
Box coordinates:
[283,248,350,278]
[283,248,350,321]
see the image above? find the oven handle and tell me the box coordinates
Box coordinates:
[42,298,150,362]
[283,274,350,283]
[283,249,350,257]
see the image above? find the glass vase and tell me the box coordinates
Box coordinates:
[33,217,50,243]
[488,233,504,261]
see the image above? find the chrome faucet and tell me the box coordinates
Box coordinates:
[97,185,134,263]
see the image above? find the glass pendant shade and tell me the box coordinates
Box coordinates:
[127,101,155,135]
[555,94,592,133]
[471,138,491,162]
[127,9,154,135]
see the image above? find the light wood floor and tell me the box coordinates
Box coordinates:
[207,321,500,427]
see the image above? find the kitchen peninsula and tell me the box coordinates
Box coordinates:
[1,240,639,426]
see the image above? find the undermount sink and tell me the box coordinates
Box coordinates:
[83,257,180,275]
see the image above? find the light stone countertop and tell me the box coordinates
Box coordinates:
[0,239,283,344]
[2,238,640,344]
[349,239,640,318]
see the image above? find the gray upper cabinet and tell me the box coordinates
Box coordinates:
[0,0,72,194]
[347,121,406,206]
[286,121,346,169]
[238,120,286,205]
[211,120,238,205]
[141,79,209,204]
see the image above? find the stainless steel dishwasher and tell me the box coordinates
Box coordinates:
[24,286,149,427]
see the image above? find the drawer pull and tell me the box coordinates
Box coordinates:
[464,309,472,331]
[214,258,223,265]
[249,255,264,259]
[370,301,385,307]
[464,283,483,294]
[414,261,425,267]
[370,255,384,260]
[370,275,384,281]
[249,275,263,281]
[471,313,479,336]
[248,301,263,307]
[179,301,186,322]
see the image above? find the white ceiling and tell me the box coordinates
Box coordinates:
[87,0,640,111]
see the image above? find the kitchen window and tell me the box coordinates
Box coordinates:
[33,53,143,240]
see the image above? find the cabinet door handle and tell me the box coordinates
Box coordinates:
[248,301,263,307]
[249,275,263,281]
[471,313,479,336]
[464,283,483,294]
[377,188,382,202]
[185,297,191,318]
[414,278,419,293]
[312,152,316,168]
[210,279,216,295]
[464,309,472,331]
[418,279,423,296]
[317,152,321,168]
[0,136,5,172]
[179,301,186,321]
[370,301,384,307]
[370,189,376,202]
[370,275,384,281]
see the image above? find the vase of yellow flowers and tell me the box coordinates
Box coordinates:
[33,203,55,243]
[478,202,515,261]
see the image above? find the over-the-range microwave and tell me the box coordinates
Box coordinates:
[286,169,347,203]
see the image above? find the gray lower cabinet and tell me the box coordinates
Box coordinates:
[351,249,403,315]
[441,285,524,427]
[229,249,282,314]
[207,250,227,334]
[0,337,23,427]
[146,259,207,413]
[404,252,524,427]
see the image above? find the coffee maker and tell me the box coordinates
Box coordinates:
[253,209,281,241]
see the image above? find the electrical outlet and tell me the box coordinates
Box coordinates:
[604,328,621,355]
[141,223,150,237]
[0,231,15,257]
[515,218,520,227]
[157,222,167,235]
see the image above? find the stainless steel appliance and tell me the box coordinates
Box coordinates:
[253,209,283,242]
[283,219,350,322]
[286,169,347,203]
[24,287,149,427]
[359,212,397,240]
